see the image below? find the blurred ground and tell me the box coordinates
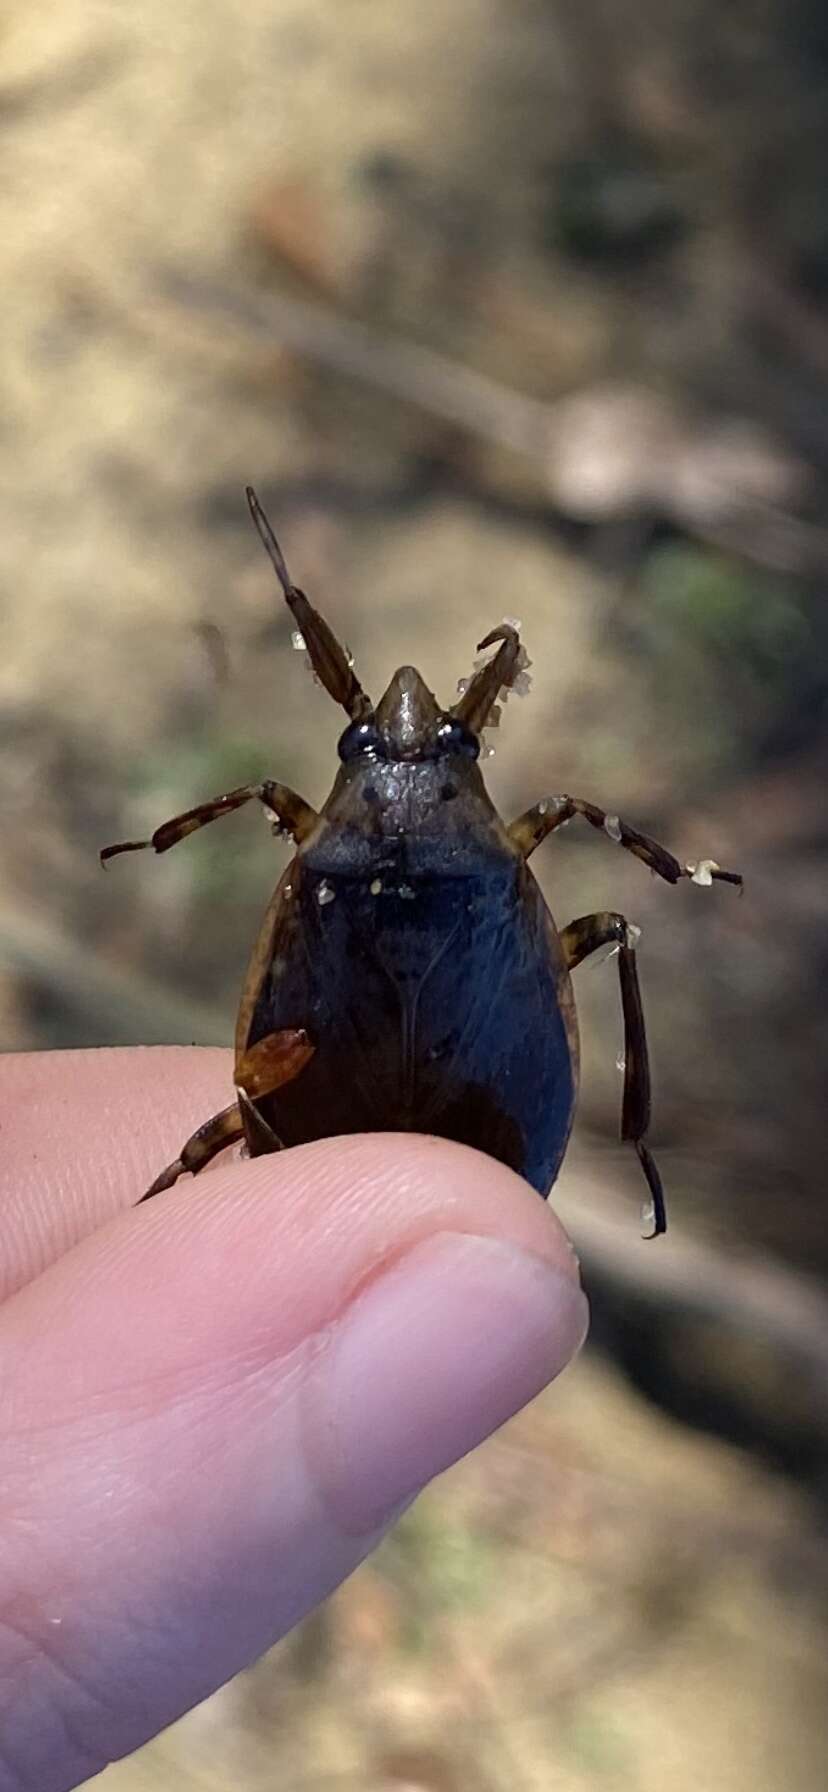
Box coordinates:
[1,2,827,1788]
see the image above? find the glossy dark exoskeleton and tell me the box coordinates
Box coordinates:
[103,488,742,1236]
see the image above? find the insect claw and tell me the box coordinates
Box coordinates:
[454,622,525,732]
[636,1142,667,1237]
[246,485,295,596]
[247,486,372,722]
[476,622,520,653]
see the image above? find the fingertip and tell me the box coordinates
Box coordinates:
[0,1115,587,1773]
[1,1049,582,1310]
[307,1227,588,1533]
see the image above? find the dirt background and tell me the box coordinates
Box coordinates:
[2,2,827,1788]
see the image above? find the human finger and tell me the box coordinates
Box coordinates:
[0,1046,232,1296]
[0,1129,587,1792]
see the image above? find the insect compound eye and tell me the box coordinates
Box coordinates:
[337,718,387,763]
[435,717,480,760]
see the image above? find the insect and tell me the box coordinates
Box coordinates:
[103,487,742,1235]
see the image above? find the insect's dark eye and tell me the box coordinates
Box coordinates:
[435,718,480,760]
[338,719,386,763]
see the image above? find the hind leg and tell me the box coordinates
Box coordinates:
[561,911,666,1237]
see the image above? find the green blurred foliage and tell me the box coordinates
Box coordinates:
[636,545,823,767]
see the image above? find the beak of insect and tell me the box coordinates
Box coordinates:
[375,665,442,755]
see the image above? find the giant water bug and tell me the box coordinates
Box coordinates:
[103,487,742,1235]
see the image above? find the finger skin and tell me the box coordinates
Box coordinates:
[0,1048,234,1298]
[0,1051,588,1792]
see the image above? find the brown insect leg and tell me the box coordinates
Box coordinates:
[452,623,523,733]
[234,1027,315,1157]
[561,911,666,1238]
[101,780,318,864]
[140,1101,244,1203]
[509,797,742,890]
[246,487,373,723]
[234,1027,315,1102]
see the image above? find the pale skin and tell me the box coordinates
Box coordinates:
[0,1047,588,1792]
